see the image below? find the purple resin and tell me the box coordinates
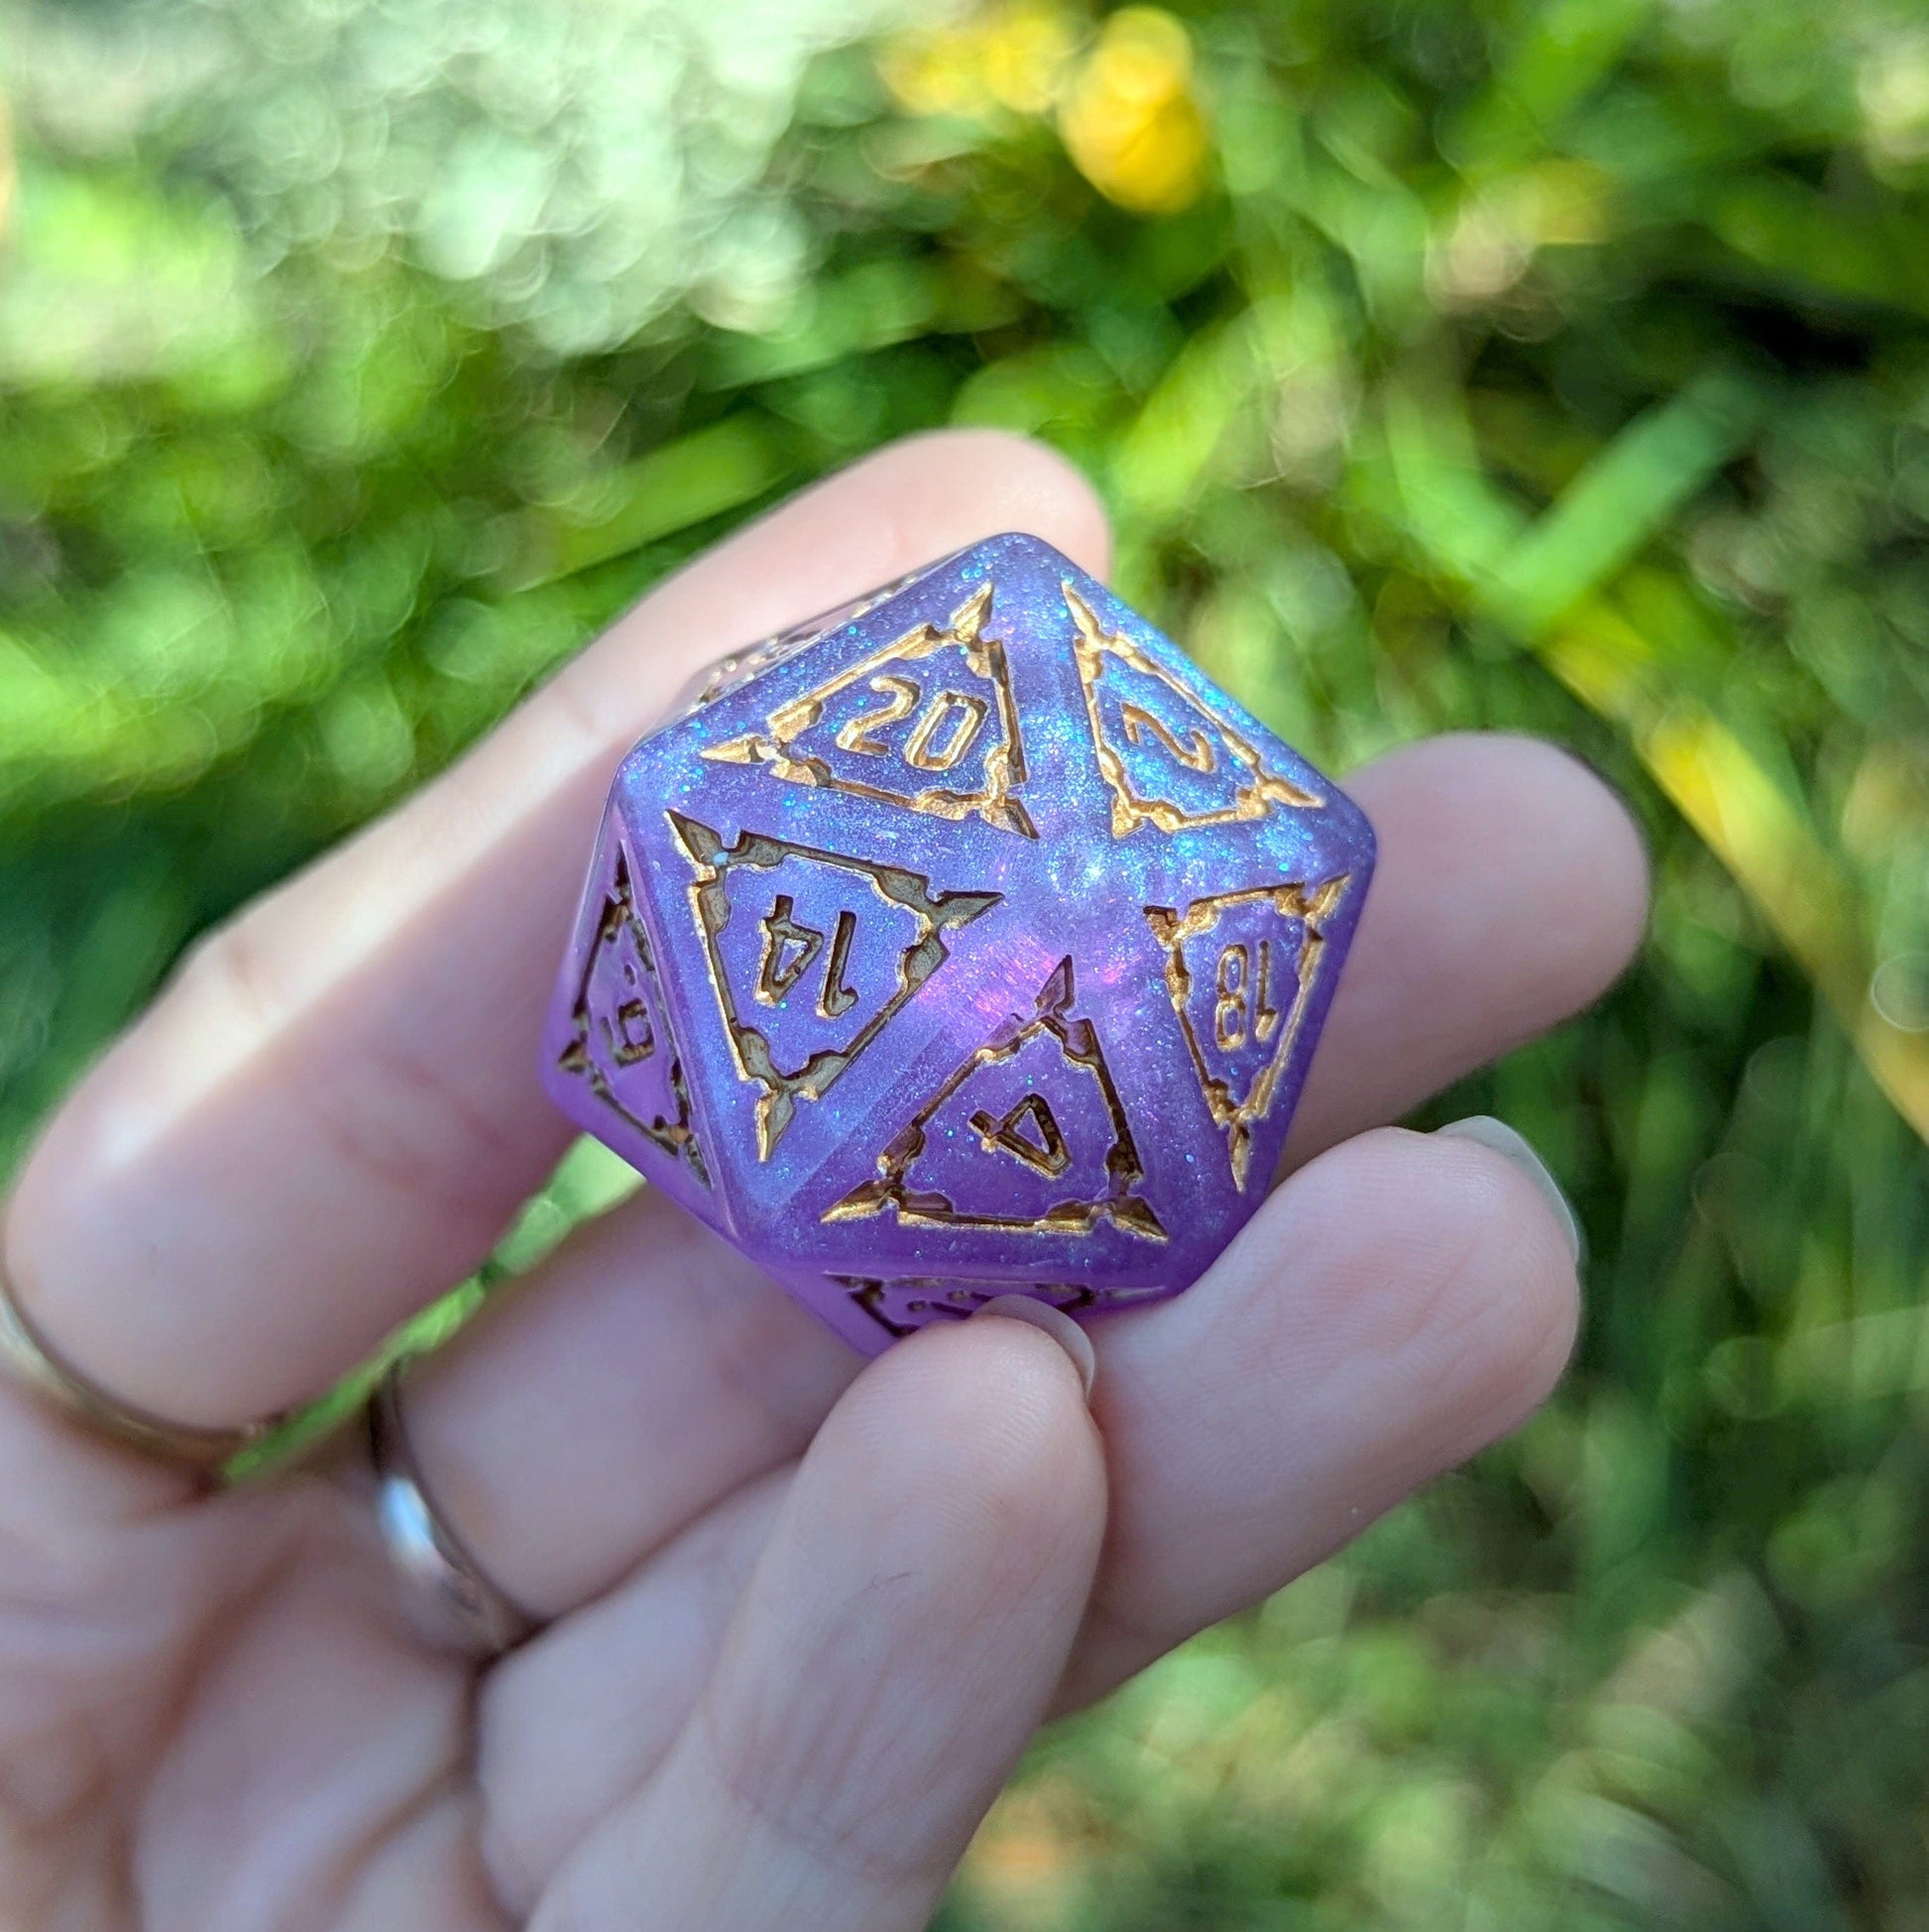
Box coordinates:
[541,534,1375,1354]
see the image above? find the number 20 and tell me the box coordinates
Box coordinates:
[837,675,987,773]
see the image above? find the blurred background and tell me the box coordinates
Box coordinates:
[3,0,1929,1922]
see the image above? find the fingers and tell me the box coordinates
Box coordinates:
[400,1189,857,1619]
[1,432,1111,1429]
[517,1313,1105,1932]
[478,1469,790,1904]
[380,729,1639,1625]
[1283,731,1648,1168]
[472,1118,1576,1903]
[1056,1121,1580,1708]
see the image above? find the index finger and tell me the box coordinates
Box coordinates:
[2,431,1112,1429]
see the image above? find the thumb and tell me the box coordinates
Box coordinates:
[531,1305,1106,1932]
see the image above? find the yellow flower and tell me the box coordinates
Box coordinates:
[878,1,1078,123]
[878,3,1209,216]
[1057,8,1209,216]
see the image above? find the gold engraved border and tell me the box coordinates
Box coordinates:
[835,1275,1171,1340]
[826,957,1168,1240]
[703,584,1037,839]
[668,811,998,1161]
[555,845,711,1189]
[1145,875,1350,1191]
[1064,580,1323,839]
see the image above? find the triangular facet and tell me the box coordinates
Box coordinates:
[703,585,1037,838]
[669,813,999,1158]
[826,957,1167,1239]
[1145,876,1350,1189]
[555,845,709,1187]
[1065,582,1323,837]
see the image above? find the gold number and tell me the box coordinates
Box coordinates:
[1214,944,1250,1050]
[601,946,657,1063]
[756,895,819,1003]
[604,1002,655,1064]
[1252,937,1281,1042]
[818,909,857,1019]
[1213,938,1285,1051]
[1120,701,1216,774]
[968,1093,1071,1177]
[756,895,859,1020]
[904,691,988,772]
[838,676,988,775]
[836,675,921,756]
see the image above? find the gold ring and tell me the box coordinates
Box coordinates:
[0,1262,272,1470]
[367,1361,537,1658]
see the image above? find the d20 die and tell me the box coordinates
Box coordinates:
[541,533,1375,1355]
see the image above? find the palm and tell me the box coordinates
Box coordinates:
[0,434,1643,1932]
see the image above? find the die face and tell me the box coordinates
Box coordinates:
[542,808,719,1228]
[541,533,1375,1353]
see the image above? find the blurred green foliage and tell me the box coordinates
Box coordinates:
[4,0,1929,1923]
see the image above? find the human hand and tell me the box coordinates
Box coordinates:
[0,432,1646,1930]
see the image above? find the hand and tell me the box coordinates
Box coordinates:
[0,431,1645,1931]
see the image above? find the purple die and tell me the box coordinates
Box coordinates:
[541,534,1375,1355]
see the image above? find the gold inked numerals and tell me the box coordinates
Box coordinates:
[669,812,999,1159]
[836,1276,1171,1340]
[1120,703,1212,773]
[756,896,858,1019]
[1145,876,1351,1189]
[1210,936,1282,1052]
[555,845,710,1187]
[971,1092,1070,1177]
[703,583,1037,838]
[1064,580,1324,838]
[826,957,1167,1239]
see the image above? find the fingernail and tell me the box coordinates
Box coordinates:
[1431,1115,1583,1263]
[972,1295,1097,1403]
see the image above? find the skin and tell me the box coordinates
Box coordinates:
[0,431,1648,1932]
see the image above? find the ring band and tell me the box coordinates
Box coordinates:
[0,1264,272,1469]
[367,1360,536,1659]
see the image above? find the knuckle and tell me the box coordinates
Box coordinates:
[172,910,285,1039]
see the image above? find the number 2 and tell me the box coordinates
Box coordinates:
[836,675,920,756]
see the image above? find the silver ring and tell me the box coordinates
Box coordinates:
[367,1360,537,1659]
